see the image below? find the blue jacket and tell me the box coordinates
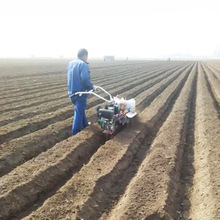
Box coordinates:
[67,58,94,97]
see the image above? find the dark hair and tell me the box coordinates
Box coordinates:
[77,48,88,58]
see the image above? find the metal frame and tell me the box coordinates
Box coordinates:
[69,86,113,103]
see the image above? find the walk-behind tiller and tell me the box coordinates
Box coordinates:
[74,86,137,136]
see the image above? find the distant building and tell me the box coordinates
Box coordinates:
[104,56,114,61]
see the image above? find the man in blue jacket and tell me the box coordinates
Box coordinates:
[67,48,95,135]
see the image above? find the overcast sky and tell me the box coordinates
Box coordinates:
[0,0,220,59]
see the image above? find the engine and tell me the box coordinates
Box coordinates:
[97,100,130,135]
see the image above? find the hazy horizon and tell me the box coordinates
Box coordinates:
[0,0,220,59]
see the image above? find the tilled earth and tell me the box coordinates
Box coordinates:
[0,59,219,220]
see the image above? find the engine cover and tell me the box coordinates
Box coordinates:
[98,109,114,119]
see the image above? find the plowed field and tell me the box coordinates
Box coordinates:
[0,59,219,220]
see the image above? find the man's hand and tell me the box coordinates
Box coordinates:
[93,85,98,91]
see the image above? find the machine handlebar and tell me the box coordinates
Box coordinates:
[70,86,113,103]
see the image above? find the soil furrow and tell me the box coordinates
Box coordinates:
[21,62,192,220]
[202,63,220,105]
[0,66,163,116]
[76,64,195,220]
[0,94,67,114]
[0,86,66,106]
[0,99,70,127]
[99,64,182,93]
[135,64,191,110]
[204,62,220,82]
[0,125,105,220]
[99,63,196,220]
[0,68,65,80]
[176,63,198,219]
[0,64,187,144]
[0,64,184,127]
[202,65,220,120]
[0,62,184,103]
[0,69,66,79]
[0,82,66,100]
[0,65,190,174]
[0,64,176,114]
[0,64,191,219]
[189,63,220,220]
[0,62,156,98]
[93,63,165,85]
[0,106,71,145]
[126,64,190,100]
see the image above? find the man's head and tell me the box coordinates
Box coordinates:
[77,48,88,62]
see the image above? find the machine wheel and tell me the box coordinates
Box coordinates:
[105,133,113,141]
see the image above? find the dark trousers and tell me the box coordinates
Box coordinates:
[71,95,88,135]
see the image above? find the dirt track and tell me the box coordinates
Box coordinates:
[0,59,219,220]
